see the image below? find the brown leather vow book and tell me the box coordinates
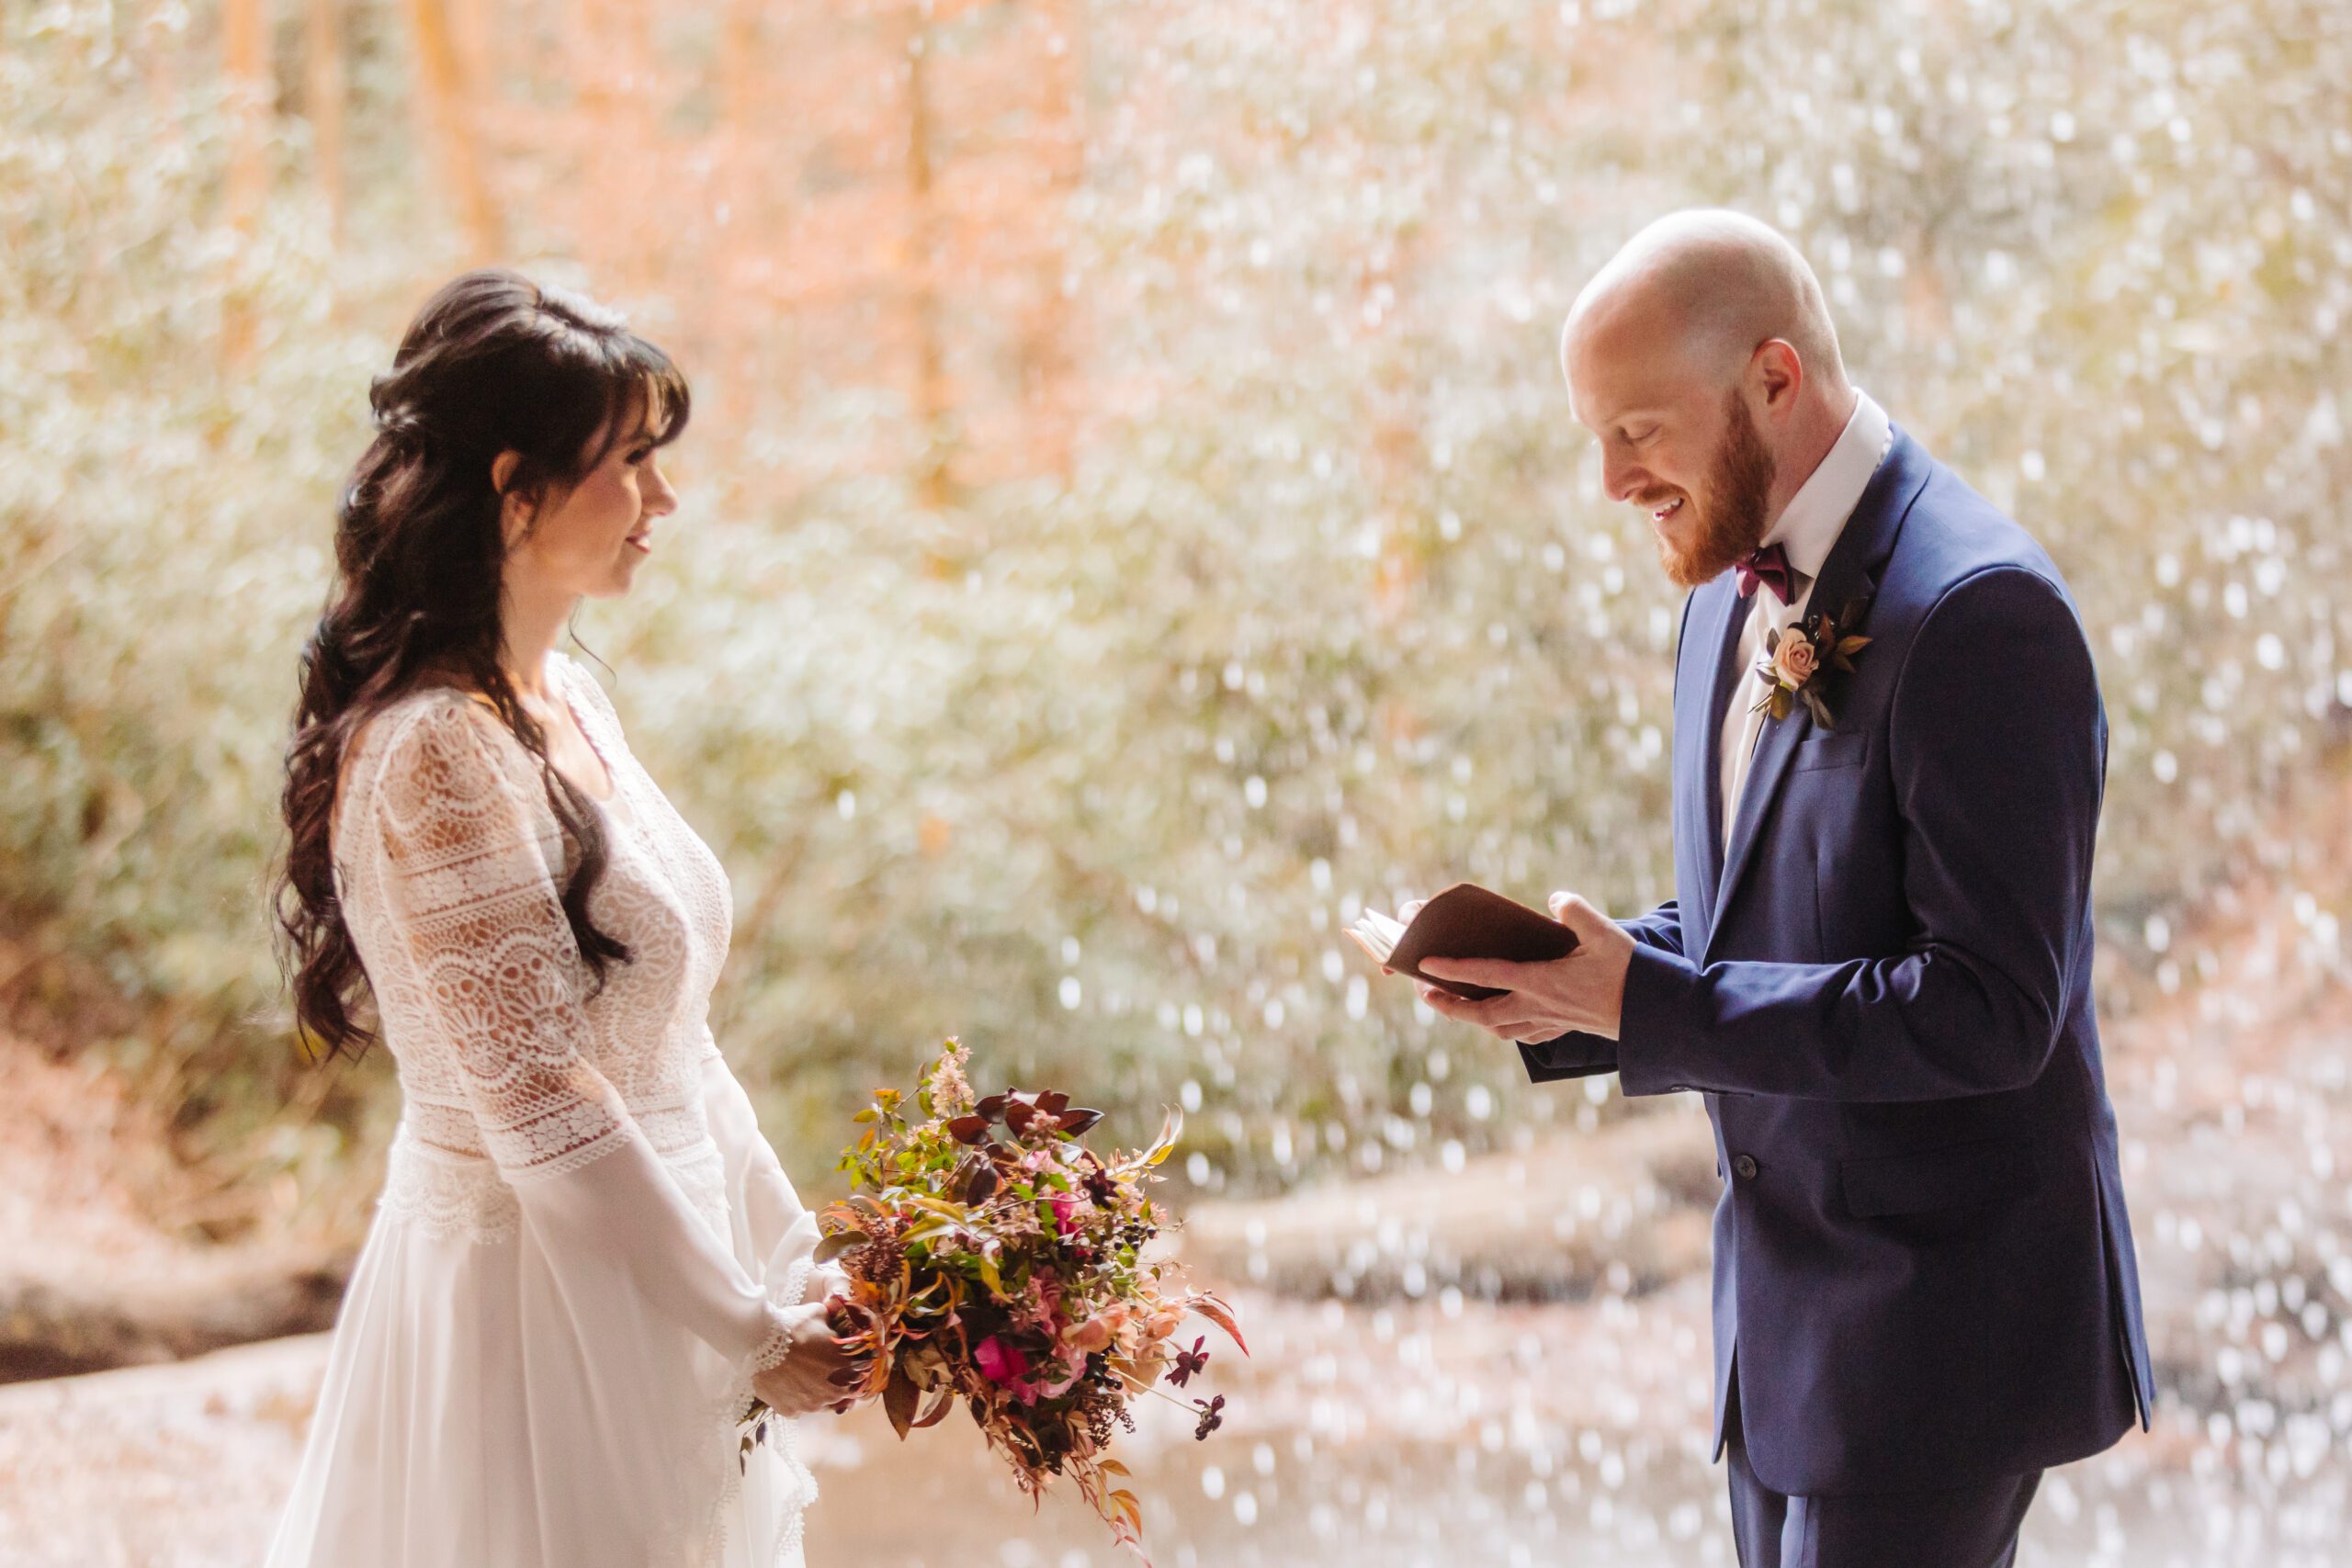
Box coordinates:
[1343,882,1580,1001]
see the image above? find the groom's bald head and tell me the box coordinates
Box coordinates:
[1558,211,1857,588]
[1562,209,1848,400]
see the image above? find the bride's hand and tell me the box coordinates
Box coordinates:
[750,1297,868,1418]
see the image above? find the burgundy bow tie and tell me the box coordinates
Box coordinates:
[1736,543,1796,604]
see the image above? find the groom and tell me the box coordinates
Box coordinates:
[1414,211,2154,1566]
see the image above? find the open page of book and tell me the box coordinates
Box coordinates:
[1343,908,1408,966]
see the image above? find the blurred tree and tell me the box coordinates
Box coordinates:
[304,0,347,244]
[220,0,269,363]
[404,0,501,261]
[1,0,2345,1216]
[904,0,954,506]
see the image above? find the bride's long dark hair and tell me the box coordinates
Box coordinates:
[275,269,691,1061]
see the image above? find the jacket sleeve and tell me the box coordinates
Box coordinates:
[1612,566,2102,1102]
[1517,899,1681,1083]
[371,699,795,1371]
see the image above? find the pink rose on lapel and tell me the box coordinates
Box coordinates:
[1753,596,1873,728]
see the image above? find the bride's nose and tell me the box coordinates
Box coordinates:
[641,459,680,519]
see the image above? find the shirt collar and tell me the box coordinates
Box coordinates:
[1762,389,1892,581]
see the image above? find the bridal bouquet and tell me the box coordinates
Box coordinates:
[747,1043,1244,1560]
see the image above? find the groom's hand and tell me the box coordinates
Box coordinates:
[1376,898,1430,975]
[1415,894,1634,1044]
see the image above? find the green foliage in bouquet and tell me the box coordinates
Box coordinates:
[802,1043,1244,1559]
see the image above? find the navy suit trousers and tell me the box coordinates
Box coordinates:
[1724,1367,2041,1568]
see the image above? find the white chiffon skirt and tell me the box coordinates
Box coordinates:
[265,1135,818,1568]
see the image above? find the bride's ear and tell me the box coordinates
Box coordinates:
[491,450,535,544]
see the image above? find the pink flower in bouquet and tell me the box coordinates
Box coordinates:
[1035,1346,1089,1402]
[1063,1313,1116,1354]
[1051,1195,1085,1235]
[976,1335,1030,1388]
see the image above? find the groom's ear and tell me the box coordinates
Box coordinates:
[1748,339,1804,414]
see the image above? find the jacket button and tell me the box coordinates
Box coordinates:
[1732,1155,1759,1180]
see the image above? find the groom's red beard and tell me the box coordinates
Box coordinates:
[1650,390,1778,590]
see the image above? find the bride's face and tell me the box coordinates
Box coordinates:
[500,394,680,602]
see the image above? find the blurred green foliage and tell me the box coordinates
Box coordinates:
[2,0,2346,1210]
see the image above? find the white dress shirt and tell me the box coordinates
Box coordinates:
[1718,389,1894,850]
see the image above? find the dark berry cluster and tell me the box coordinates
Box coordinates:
[842,1221,907,1284]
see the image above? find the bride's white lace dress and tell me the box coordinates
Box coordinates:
[266,653,820,1568]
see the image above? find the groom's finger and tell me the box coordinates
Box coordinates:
[1550,893,1612,938]
[1418,982,1538,1033]
[1419,955,1534,990]
[1417,982,1498,1022]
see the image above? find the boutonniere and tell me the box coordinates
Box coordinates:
[1753,596,1873,728]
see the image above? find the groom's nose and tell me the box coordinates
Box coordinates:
[1601,445,1645,503]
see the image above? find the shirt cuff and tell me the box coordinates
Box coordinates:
[1516,1032,1615,1082]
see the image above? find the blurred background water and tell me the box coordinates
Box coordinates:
[1,0,2348,1561]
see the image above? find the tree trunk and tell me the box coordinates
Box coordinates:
[1027,0,1085,484]
[0,1248,355,1384]
[718,0,763,267]
[304,0,346,244]
[220,0,269,366]
[406,0,503,261]
[904,3,952,510]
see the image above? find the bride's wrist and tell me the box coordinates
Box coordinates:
[750,1301,801,1375]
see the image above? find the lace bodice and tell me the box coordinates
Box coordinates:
[333,654,736,1228]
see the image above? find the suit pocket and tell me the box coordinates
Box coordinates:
[1793,731,1869,772]
[1840,1139,2040,1218]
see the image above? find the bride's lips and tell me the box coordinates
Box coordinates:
[625,530,652,554]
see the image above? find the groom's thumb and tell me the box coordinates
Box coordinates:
[1549,891,1606,936]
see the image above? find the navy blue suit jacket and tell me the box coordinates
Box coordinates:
[1523,427,2154,1496]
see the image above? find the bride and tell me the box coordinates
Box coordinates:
[266,271,861,1568]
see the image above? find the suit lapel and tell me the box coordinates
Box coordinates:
[1706,428,1931,960]
[1687,578,1749,948]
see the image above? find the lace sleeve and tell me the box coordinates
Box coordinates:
[366,696,796,1371]
[371,697,628,1181]
[696,1040,811,1262]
